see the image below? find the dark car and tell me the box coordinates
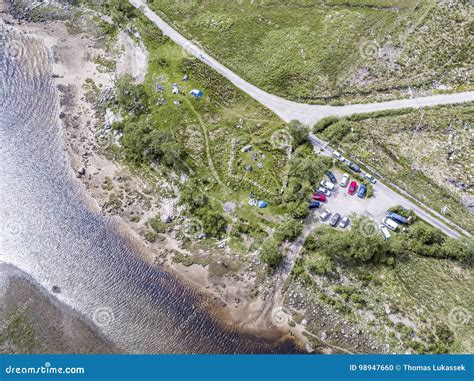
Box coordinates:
[329,213,341,227]
[349,162,361,173]
[357,184,367,198]
[308,201,320,209]
[326,171,337,184]
[312,193,327,202]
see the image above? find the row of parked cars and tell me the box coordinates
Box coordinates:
[333,150,377,185]
[320,210,350,228]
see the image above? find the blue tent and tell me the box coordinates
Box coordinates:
[190,89,203,98]
[257,201,267,208]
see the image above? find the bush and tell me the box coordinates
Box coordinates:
[260,239,283,269]
[148,217,168,233]
[287,120,309,148]
[321,120,351,145]
[195,207,227,239]
[313,116,340,133]
[275,219,304,242]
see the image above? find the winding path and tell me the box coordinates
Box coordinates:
[129,0,474,126]
[130,0,472,239]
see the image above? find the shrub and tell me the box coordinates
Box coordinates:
[275,219,304,242]
[313,116,340,133]
[260,239,283,269]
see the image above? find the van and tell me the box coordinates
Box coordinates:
[382,217,398,231]
[379,225,391,240]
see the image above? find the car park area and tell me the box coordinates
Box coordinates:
[310,166,410,237]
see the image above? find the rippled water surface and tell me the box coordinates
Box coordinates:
[0,26,298,353]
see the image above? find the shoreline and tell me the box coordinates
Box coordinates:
[2,13,308,352]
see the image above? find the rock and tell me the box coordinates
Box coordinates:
[52,285,61,293]
[301,319,308,326]
[161,215,173,223]
[77,167,86,177]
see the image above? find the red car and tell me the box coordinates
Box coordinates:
[312,193,327,202]
[348,181,357,195]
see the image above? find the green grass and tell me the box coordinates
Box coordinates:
[149,0,472,104]
[296,223,473,353]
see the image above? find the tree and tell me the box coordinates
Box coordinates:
[275,219,303,242]
[287,120,309,148]
[116,74,148,115]
[260,239,283,269]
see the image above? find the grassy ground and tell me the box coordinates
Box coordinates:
[149,0,473,104]
[107,14,297,256]
[316,103,474,234]
[292,221,473,354]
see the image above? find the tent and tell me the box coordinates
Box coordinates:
[190,89,203,98]
[257,201,267,208]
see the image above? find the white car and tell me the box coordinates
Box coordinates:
[379,225,391,240]
[320,180,335,190]
[382,217,399,231]
[320,210,331,221]
[339,215,349,228]
[332,151,346,162]
[340,173,349,187]
[316,187,331,196]
[364,173,377,184]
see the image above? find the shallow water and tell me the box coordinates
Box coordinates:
[0,25,299,354]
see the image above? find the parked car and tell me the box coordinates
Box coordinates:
[312,193,327,202]
[340,173,349,187]
[364,173,377,184]
[386,211,412,225]
[308,201,320,209]
[332,151,343,160]
[382,217,398,231]
[320,180,335,190]
[339,215,349,228]
[379,225,392,240]
[349,162,361,173]
[320,210,331,221]
[348,181,357,195]
[316,187,331,196]
[357,184,367,198]
[326,171,337,184]
[329,213,341,227]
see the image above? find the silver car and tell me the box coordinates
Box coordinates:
[339,215,349,228]
[329,213,341,227]
[320,210,331,221]
[316,187,331,196]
